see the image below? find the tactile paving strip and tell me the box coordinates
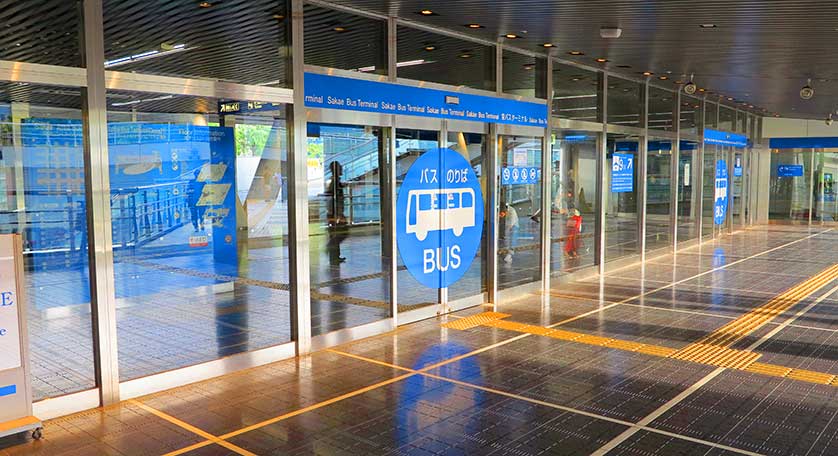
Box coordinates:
[441,312,511,330]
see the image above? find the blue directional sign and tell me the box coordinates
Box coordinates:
[501,166,541,185]
[611,153,634,193]
[734,156,743,177]
[396,148,484,289]
[714,159,729,225]
[704,129,748,148]
[777,164,804,177]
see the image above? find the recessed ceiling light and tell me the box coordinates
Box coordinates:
[542,43,554,48]
[698,88,706,92]
[727,97,734,101]
[658,75,668,80]
[424,44,437,51]
[523,64,536,70]
[642,71,653,76]
[198,1,212,7]
[272,14,285,20]
[459,52,473,58]
[505,33,518,39]
[418,9,436,16]
[699,24,717,28]
[595,58,608,63]
[465,23,484,29]
[568,51,584,56]
[333,26,347,32]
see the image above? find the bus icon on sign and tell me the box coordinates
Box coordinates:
[406,188,476,241]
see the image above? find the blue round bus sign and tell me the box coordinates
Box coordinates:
[714,159,729,226]
[396,148,484,289]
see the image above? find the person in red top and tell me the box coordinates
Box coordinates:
[564,209,583,259]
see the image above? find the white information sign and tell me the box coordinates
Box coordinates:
[0,235,21,371]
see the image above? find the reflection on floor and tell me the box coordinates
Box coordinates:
[4,225,838,455]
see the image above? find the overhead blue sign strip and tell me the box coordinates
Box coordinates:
[304,73,549,128]
[704,129,748,148]
[769,137,838,149]
[0,384,16,397]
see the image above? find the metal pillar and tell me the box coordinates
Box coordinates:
[696,96,706,240]
[637,80,649,260]
[670,89,681,251]
[288,0,312,355]
[595,73,607,274]
[81,0,120,405]
[438,121,449,310]
[540,56,553,290]
[487,123,500,308]
[809,149,816,226]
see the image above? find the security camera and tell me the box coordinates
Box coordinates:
[800,79,815,100]
[684,81,697,95]
[600,27,622,39]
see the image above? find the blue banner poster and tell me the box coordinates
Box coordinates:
[714,159,729,225]
[611,153,634,193]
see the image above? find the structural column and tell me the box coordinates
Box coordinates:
[540,56,553,290]
[637,80,649,261]
[288,0,312,355]
[595,73,608,274]
[81,0,120,405]
[670,89,681,251]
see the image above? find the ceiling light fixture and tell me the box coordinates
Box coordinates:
[459,52,473,58]
[542,43,554,48]
[418,9,436,16]
[699,24,717,28]
[568,51,584,56]
[595,58,608,63]
[112,94,175,107]
[505,33,518,39]
[466,23,483,29]
[642,71,653,76]
[800,79,815,100]
[658,75,668,80]
[105,44,190,68]
[198,1,212,8]
[684,74,697,94]
[333,26,347,32]
[424,44,437,51]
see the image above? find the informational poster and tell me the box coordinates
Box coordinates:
[714,159,729,225]
[0,235,21,372]
[734,156,743,177]
[611,153,634,193]
[396,148,484,289]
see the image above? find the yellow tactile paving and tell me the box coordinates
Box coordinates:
[670,263,838,365]
[441,311,511,330]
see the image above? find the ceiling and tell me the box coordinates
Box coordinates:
[325,0,838,120]
[2,0,837,120]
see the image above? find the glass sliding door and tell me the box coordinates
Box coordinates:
[498,135,543,290]
[732,150,744,225]
[446,129,489,303]
[702,145,717,236]
[814,149,838,224]
[551,131,598,274]
[677,141,700,242]
[646,139,673,252]
[605,134,640,260]
[768,148,811,223]
[395,129,440,312]
[307,123,391,335]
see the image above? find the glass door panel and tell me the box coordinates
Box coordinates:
[498,135,543,290]
[605,134,640,260]
[677,141,699,242]
[646,139,673,251]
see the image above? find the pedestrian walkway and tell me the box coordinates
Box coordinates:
[2,225,837,455]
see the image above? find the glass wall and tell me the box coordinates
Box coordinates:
[503,52,546,98]
[719,106,736,131]
[446,129,489,301]
[814,149,838,224]
[498,135,542,290]
[702,145,717,236]
[0,83,95,399]
[646,139,673,251]
[104,0,290,87]
[677,141,700,242]
[107,91,292,381]
[680,96,701,136]
[552,63,600,121]
[307,123,390,334]
[397,27,495,91]
[732,151,744,222]
[607,77,642,128]
[769,149,811,223]
[705,102,718,130]
[304,4,386,76]
[551,131,598,274]
[395,129,439,311]
[648,87,674,131]
[604,133,640,260]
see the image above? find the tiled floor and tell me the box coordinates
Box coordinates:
[3,225,838,455]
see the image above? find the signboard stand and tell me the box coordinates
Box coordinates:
[0,234,42,441]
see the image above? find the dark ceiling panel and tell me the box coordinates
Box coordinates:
[323,0,838,119]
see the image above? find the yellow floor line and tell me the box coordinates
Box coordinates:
[440,311,510,330]
[129,400,257,456]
